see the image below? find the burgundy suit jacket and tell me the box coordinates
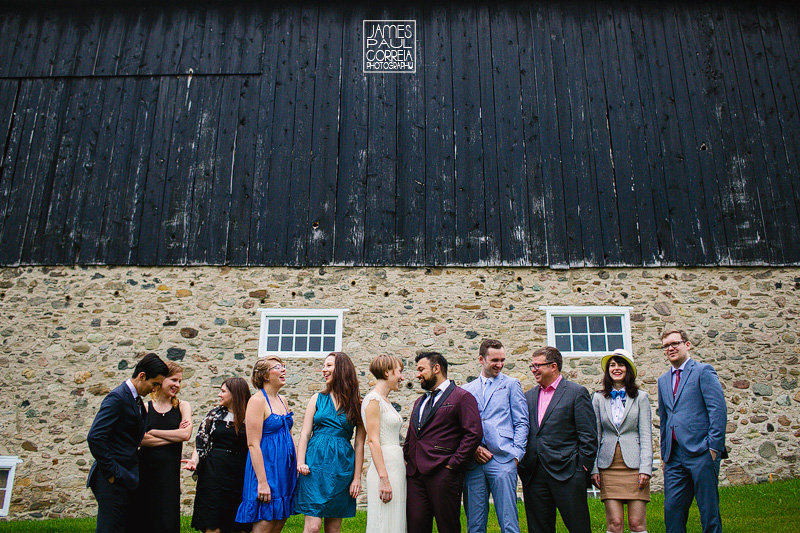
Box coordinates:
[404,381,483,476]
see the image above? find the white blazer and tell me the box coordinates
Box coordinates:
[591,390,653,476]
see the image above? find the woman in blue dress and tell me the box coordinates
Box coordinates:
[237,356,297,533]
[295,352,366,533]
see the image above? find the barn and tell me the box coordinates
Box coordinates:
[0,0,798,519]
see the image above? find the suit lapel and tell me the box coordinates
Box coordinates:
[538,379,567,432]
[530,386,541,433]
[620,391,635,428]
[674,360,694,404]
[411,395,423,432]
[484,373,505,407]
[659,373,674,410]
[419,381,456,432]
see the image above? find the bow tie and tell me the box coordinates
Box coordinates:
[611,389,626,400]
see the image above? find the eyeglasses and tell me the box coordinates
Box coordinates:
[530,362,556,371]
[270,364,286,371]
[661,341,685,351]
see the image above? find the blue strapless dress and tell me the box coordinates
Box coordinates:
[236,390,296,522]
[293,392,356,518]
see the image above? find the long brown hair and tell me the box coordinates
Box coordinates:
[601,356,639,399]
[223,377,251,434]
[323,352,363,428]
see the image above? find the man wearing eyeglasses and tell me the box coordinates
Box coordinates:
[518,346,597,533]
[658,329,727,533]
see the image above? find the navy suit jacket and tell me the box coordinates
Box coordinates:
[404,381,483,475]
[86,382,146,490]
[518,378,597,484]
[657,358,726,462]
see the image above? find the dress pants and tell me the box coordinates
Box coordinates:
[407,467,464,533]
[463,459,521,533]
[91,474,133,533]
[664,442,722,533]
[521,465,591,533]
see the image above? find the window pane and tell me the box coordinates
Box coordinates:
[606,316,622,333]
[571,316,588,333]
[295,320,308,335]
[281,337,293,351]
[324,319,336,335]
[268,319,280,335]
[554,316,570,333]
[310,320,322,334]
[590,335,606,351]
[555,335,571,352]
[607,335,624,350]
[295,337,307,351]
[573,335,589,351]
[281,320,294,335]
[0,469,8,485]
[309,337,321,351]
[588,316,605,333]
[266,337,279,351]
[323,336,335,351]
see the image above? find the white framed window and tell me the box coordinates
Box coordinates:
[258,308,348,358]
[0,456,22,517]
[540,306,632,357]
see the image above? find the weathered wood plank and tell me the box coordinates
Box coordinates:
[137,76,177,265]
[306,8,344,266]
[93,10,125,76]
[0,80,43,264]
[0,79,20,246]
[333,5,369,265]
[286,6,319,266]
[738,7,800,263]
[515,2,548,265]
[0,12,22,77]
[118,10,148,75]
[424,4,456,265]
[490,4,532,264]
[395,5,426,266]
[450,5,487,264]
[9,11,42,78]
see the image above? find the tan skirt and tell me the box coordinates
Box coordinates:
[599,443,650,502]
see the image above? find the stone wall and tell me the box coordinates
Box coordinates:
[0,265,797,520]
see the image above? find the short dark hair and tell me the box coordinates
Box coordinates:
[532,346,563,371]
[479,339,504,357]
[661,328,690,343]
[416,351,448,378]
[132,353,169,380]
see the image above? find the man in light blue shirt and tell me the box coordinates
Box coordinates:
[462,339,529,533]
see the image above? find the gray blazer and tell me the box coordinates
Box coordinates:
[591,390,653,476]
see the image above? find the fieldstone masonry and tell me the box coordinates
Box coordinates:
[0,265,798,519]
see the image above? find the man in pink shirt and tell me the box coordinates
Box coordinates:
[518,347,597,533]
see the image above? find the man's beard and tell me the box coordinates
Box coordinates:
[420,375,437,391]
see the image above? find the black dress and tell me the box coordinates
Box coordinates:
[191,419,251,532]
[127,401,183,533]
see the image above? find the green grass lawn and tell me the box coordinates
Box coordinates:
[1,478,798,532]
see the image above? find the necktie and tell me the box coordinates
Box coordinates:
[483,378,492,404]
[136,395,146,418]
[420,389,439,428]
[673,369,682,396]
[611,389,626,401]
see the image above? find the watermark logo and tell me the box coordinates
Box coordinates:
[363,20,416,73]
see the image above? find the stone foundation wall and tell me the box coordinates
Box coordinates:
[0,265,797,520]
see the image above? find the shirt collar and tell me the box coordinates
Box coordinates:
[435,379,451,394]
[543,374,563,392]
[125,379,139,399]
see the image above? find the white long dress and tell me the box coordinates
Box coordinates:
[361,390,407,533]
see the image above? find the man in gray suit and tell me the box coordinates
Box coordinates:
[518,346,597,533]
[462,339,529,533]
[658,329,726,533]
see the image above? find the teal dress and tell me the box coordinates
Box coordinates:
[236,391,296,522]
[294,393,356,518]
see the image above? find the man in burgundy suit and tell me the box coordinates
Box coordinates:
[404,351,483,533]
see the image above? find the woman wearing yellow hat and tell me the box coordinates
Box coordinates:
[591,349,653,533]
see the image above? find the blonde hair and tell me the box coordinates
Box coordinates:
[252,356,283,389]
[369,355,404,380]
[152,361,183,408]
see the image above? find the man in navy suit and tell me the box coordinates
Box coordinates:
[87,352,169,533]
[658,329,727,533]
[404,351,483,533]
[462,339,528,533]
[518,346,597,533]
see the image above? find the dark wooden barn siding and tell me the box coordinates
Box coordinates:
[0,1,799,267]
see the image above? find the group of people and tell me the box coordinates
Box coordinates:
[86,327,727,533]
